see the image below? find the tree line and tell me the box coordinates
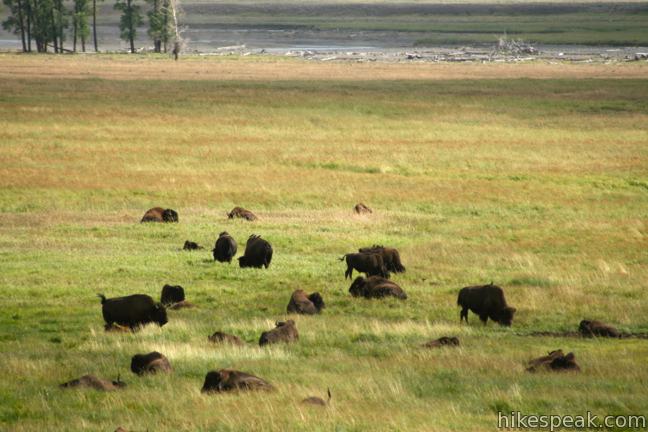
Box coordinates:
[2,0,180,54]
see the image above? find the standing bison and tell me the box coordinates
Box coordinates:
[287,289,325,315]
[340,253,388,279]
[358,245,405,273]
[98,294,168,329]
[228,207,257,221]
[213,232,238,263]
[130,352,172,375]
[239,235,273,268]
[349,276,407,300]
[140,207,178,223]
[259,320,298,346]
[201,369,274,393]
[457,283,516,326]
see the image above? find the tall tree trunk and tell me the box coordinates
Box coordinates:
[57,0,64,52]
[50,7,58,53]
[162,1,168,53]
[128,0,134,53]
[73,17,77,52]
[17,0,27,52]
[81,35,86,52]
[92,0,98,51]
[26,3,32,52]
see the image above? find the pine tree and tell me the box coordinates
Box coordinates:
[114,0,141,53]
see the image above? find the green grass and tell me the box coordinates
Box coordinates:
[0,58,647,431]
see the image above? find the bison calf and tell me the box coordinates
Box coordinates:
[140,207,178,223]
[183,240,202,250]
[213,231,238,263]
[302,388,332,406]
[340,252,389,279]
[228,207,257,221]
[130,352,172,375]
[239,234,273,268]
[201,369,274,393]
[259,320,298,346]
[421,336,460,348]
[287,289,325,315]
[208,331,244,346]
[98,293,168,329]
[457,283,516,326]
[349,276,407,300]
[60,375,126,391]
[579,319,620,338]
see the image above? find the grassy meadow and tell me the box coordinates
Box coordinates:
[0,55,647,431]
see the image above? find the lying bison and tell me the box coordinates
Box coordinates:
[183,240,202,250]
[160,285,185,306]
[579,319,620,338]
[421,336,460,348]
[60,374,126,391]
[340,252,388,279]
[208,331,244,346]
[201,369,274,393]
[349,276,407,300]
[239,234,273,268]
[98,294,168,329]
[140,207,178,223]
[302,388,332,406]
[359,245,405,273]
[130,352,172,375]
[228,207,257,221]
[527,349,580,372]
[259,320,298,346]
[457,283,516,326]
[354,203,372,214]
[213,231,238,263]
[287,289,325,315]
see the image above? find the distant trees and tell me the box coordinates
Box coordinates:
[114,0,141,53]
[73,0,89,51]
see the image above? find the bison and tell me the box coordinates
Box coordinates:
[98,294,168,329]
[358,245,405,273]
[579,320,620,338]
[160,284,193,309]
[208,331,244,346]
[183,240,203,250]
[287,289,325,315]
[259,320,298,346]
[239,234,273,268]
[130,352,172,375]
[354,203,372,214]
[201,369,274,393]
[349,276,407,300]
[227,206,257,221]
[60,374,126,391]
[421,336,460,348]
[302,388,332,406]
[213,231,238,263]
[527,349,580,372]
[140,207,178,223]
[340,252,388,279]
[457,283,516,326]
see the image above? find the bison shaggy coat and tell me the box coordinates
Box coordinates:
[340,253,389,279]
[354,203,372,214]
[421,336,460,348]
[98,294,168,329]
[60,375,126,391]
[349,276,407,300]
[527,350,580,372]
[286,289,325,315]
[358,245,406,273]
[239,234,273,268]
[579,319,620,338]
[457,283,516,326]
[130,351,172,375]
[140,207,178,223]
[213,231,238,263]
[160,285,185,306]
[208,331,244,346]
[228,206,257,221]
[302,389,332,406]
[259,320,298,346]
[201,369,274,393]
[183,240,202,250]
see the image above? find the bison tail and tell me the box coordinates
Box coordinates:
[97,293,107,304]
[338,254,348,261]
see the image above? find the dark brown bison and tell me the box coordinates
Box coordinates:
[183,240,203,250]
[208,331,244,346]
[213,231,238,263]
[201,369,274,393]
[421,336,460,348]
[340,253,388,279]
[60,374,126,391]
[160,285,184,306]
[140,207,178,223]
[354,203,372,214]
[527,350,580,372]
[287,289,325,315]
[579,320,620,338]
[98,294,168,329]
[130,352,172,375]
[259,320,298,346]
[349,276,407,300]
[457,283,516,326]
[228,206,257,221]
[302,388,331,406]
[239,234,273,268]
[359,245,405,273]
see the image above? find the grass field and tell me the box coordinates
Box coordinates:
[0,54,647,431]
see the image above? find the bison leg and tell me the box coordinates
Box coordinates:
[479,314,489,325]
[345,266,352,279]
[460,308,468,323]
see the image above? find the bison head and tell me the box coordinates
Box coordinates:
[307,292,325,311]
[578,320,593,335]
[219,231,230,237]
[496,306,516,326]
[349,276,366,297]
[238,256,250,268]
[152,303,168,327]
[162,209,178,222]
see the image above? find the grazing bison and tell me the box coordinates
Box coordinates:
[287,289,325,315]
[259,320,298,346]
[213,231,238,263]
[201,369,274,393]
[228,207,257,221]
[130,352,172,375]
[349,276,407,300]
[579,320,620,338]
[183,240,203,250]
[208,331,244,346]
[302,388,332,406]
[140,207,178,223]
[98,294,168,329]
[527,350,580,372]
[359,245,405,273]
[60,374,126,391]
[354,203,372,214]
[239,234,273,268]
[421,336,460,348]
[457,283,516,326]
[340,253,388,279]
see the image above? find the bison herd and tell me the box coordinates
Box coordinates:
[60,204,630,429]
